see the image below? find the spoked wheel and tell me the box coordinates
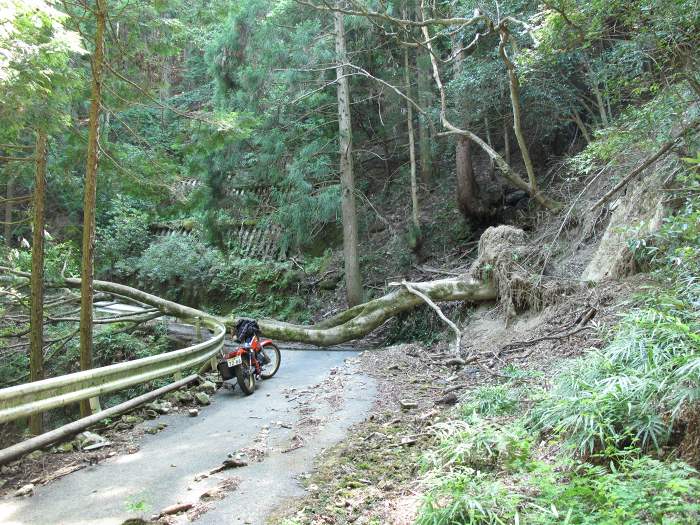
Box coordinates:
[260,343,281,379]
[235,361,256,395]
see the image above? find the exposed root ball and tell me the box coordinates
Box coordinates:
[472,225,580,319]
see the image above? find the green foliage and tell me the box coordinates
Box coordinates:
[133,234,224,305]
[422,417,531,472]
[11,239,79,279]
[208,257,308,320]
[419,445,700,525]
[0,0,84,139]
[96,196,151,278]
[417,470,521,525]
[93,326,170,368]
[519,454,700,525]
[570,88,697,174]
[386,301,475,346]
[460,385,521,417]
[131,233,308,320]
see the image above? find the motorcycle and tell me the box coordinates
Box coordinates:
[217,320,281,395]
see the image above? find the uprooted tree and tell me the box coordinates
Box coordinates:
[0,226,569,349]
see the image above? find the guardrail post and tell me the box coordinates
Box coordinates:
[197,317,217,373]
[89,396,101,413]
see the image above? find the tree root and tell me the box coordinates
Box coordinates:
[500,325,593,353]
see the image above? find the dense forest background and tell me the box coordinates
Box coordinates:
[1,0,700,522]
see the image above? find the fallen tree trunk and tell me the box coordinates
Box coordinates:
[260,277,495,345]
[81,276,495,346]
[4,225,553,347]
[0,266,495,346]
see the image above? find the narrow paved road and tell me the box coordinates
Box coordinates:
[0,350,375,525]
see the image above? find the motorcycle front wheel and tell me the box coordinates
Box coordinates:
[235,362,256,395]
[260,343,281,379]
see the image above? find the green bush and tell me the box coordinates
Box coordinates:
[519,454,700,525]
[96,196,151,278]
[93,327,170,367]
[417,470,520,525]
[461,385,521,417]
[422,417,531,472]
[12,239,80,280]
[418,441,700,525]
[133,234,224,305]
[132,233,309,320]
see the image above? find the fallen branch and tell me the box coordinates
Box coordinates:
[391,279,462,354]
[155,503,194,518]
[501,325,593,353]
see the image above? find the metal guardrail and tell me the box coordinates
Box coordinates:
[0,317,225,424]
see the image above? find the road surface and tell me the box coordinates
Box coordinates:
[0,349,375,525]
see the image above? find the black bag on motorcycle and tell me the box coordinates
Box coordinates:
[235,319,261,343]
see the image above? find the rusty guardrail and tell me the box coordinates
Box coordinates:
[0,317,225,424]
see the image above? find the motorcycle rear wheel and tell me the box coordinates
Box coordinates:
[260,343,281,379]
[235,362,256,395]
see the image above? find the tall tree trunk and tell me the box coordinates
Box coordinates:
[404,47,421,245]
[484,116,496,180]
[4,174,14,246]
[416,51,434,182]
[80,0,106,417]
[29,131,47,435]
[499,26,538,195]
[572,108,591,144]
[452,40,486,220]
[334,8,363,307]
[455,136,481,218]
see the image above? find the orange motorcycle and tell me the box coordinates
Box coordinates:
[218,320,281,395]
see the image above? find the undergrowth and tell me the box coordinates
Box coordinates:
[416,168,700,523]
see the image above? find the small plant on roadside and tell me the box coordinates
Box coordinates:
[417,470,520,525]
[125,494,151,515]
[423,417,530,472]
[461,384,521,417]
[500,363,543,381]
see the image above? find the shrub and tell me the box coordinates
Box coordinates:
[133,234,224,305]
[93,327,170,367]
[423,417,530,472]
[417,471,520,525]
[521,454,700,525]
[461,385,521,417]
[96,196,151,278]
[12,239,80,279]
